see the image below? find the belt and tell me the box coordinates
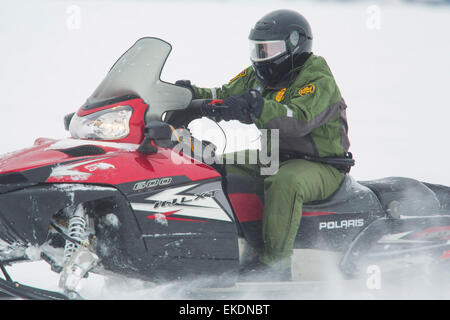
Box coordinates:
[279,152,355,173]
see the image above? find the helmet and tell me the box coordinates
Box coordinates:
[248,9,313,88]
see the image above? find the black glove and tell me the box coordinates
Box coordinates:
[175,80,195,97]
[221,89,264,124]
[244,89,264,118]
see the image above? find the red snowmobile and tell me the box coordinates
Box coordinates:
[0,38,449,299]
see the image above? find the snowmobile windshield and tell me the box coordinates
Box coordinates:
[84,37,192,122]
[249,40,287,62]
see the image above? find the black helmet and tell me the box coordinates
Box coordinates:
[248,9,313,88]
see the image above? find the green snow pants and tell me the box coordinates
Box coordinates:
[224,150,345,270]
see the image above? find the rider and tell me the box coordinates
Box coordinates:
[177,9,351,281]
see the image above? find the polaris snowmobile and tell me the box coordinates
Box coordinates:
[0,38,449,300]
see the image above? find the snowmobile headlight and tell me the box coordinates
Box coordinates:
[69,106,133,140]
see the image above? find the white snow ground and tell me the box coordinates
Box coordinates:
[0,0,450,300]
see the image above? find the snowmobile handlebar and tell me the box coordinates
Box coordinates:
[188,99,228,118]
[164,99,229,128]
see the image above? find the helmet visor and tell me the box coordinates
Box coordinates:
[249,40,287,62]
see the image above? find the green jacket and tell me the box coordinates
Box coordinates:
[192,54,350,158]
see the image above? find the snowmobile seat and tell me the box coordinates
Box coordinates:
[303,175,386,216]
[359,177,443,217]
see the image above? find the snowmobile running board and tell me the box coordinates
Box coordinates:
[0,264,71,300]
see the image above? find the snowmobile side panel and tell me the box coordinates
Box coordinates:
[126,178,240,281]
[340,216,450,276]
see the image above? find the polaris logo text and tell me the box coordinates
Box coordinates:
[133,178,173,191]
[319,219,364,230]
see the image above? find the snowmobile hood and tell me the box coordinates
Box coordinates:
[0,138,220,194]
[0,138,138,175]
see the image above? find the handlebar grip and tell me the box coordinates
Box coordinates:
[202,104,228,117]
[208,99,223,106]
[181,99,229,122]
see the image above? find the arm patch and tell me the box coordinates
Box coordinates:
[229,69,247,84]
[275,88,287,102]
[298,83,315,97]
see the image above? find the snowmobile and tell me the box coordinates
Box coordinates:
[0,37,449,300]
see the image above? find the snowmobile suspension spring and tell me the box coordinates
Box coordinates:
[63,205,87,262]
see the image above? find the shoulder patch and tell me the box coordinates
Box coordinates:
[298,84,315,97]
[275,88,287,102]
[229,69,247,84]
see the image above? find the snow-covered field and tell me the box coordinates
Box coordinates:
[0,0,449,300]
